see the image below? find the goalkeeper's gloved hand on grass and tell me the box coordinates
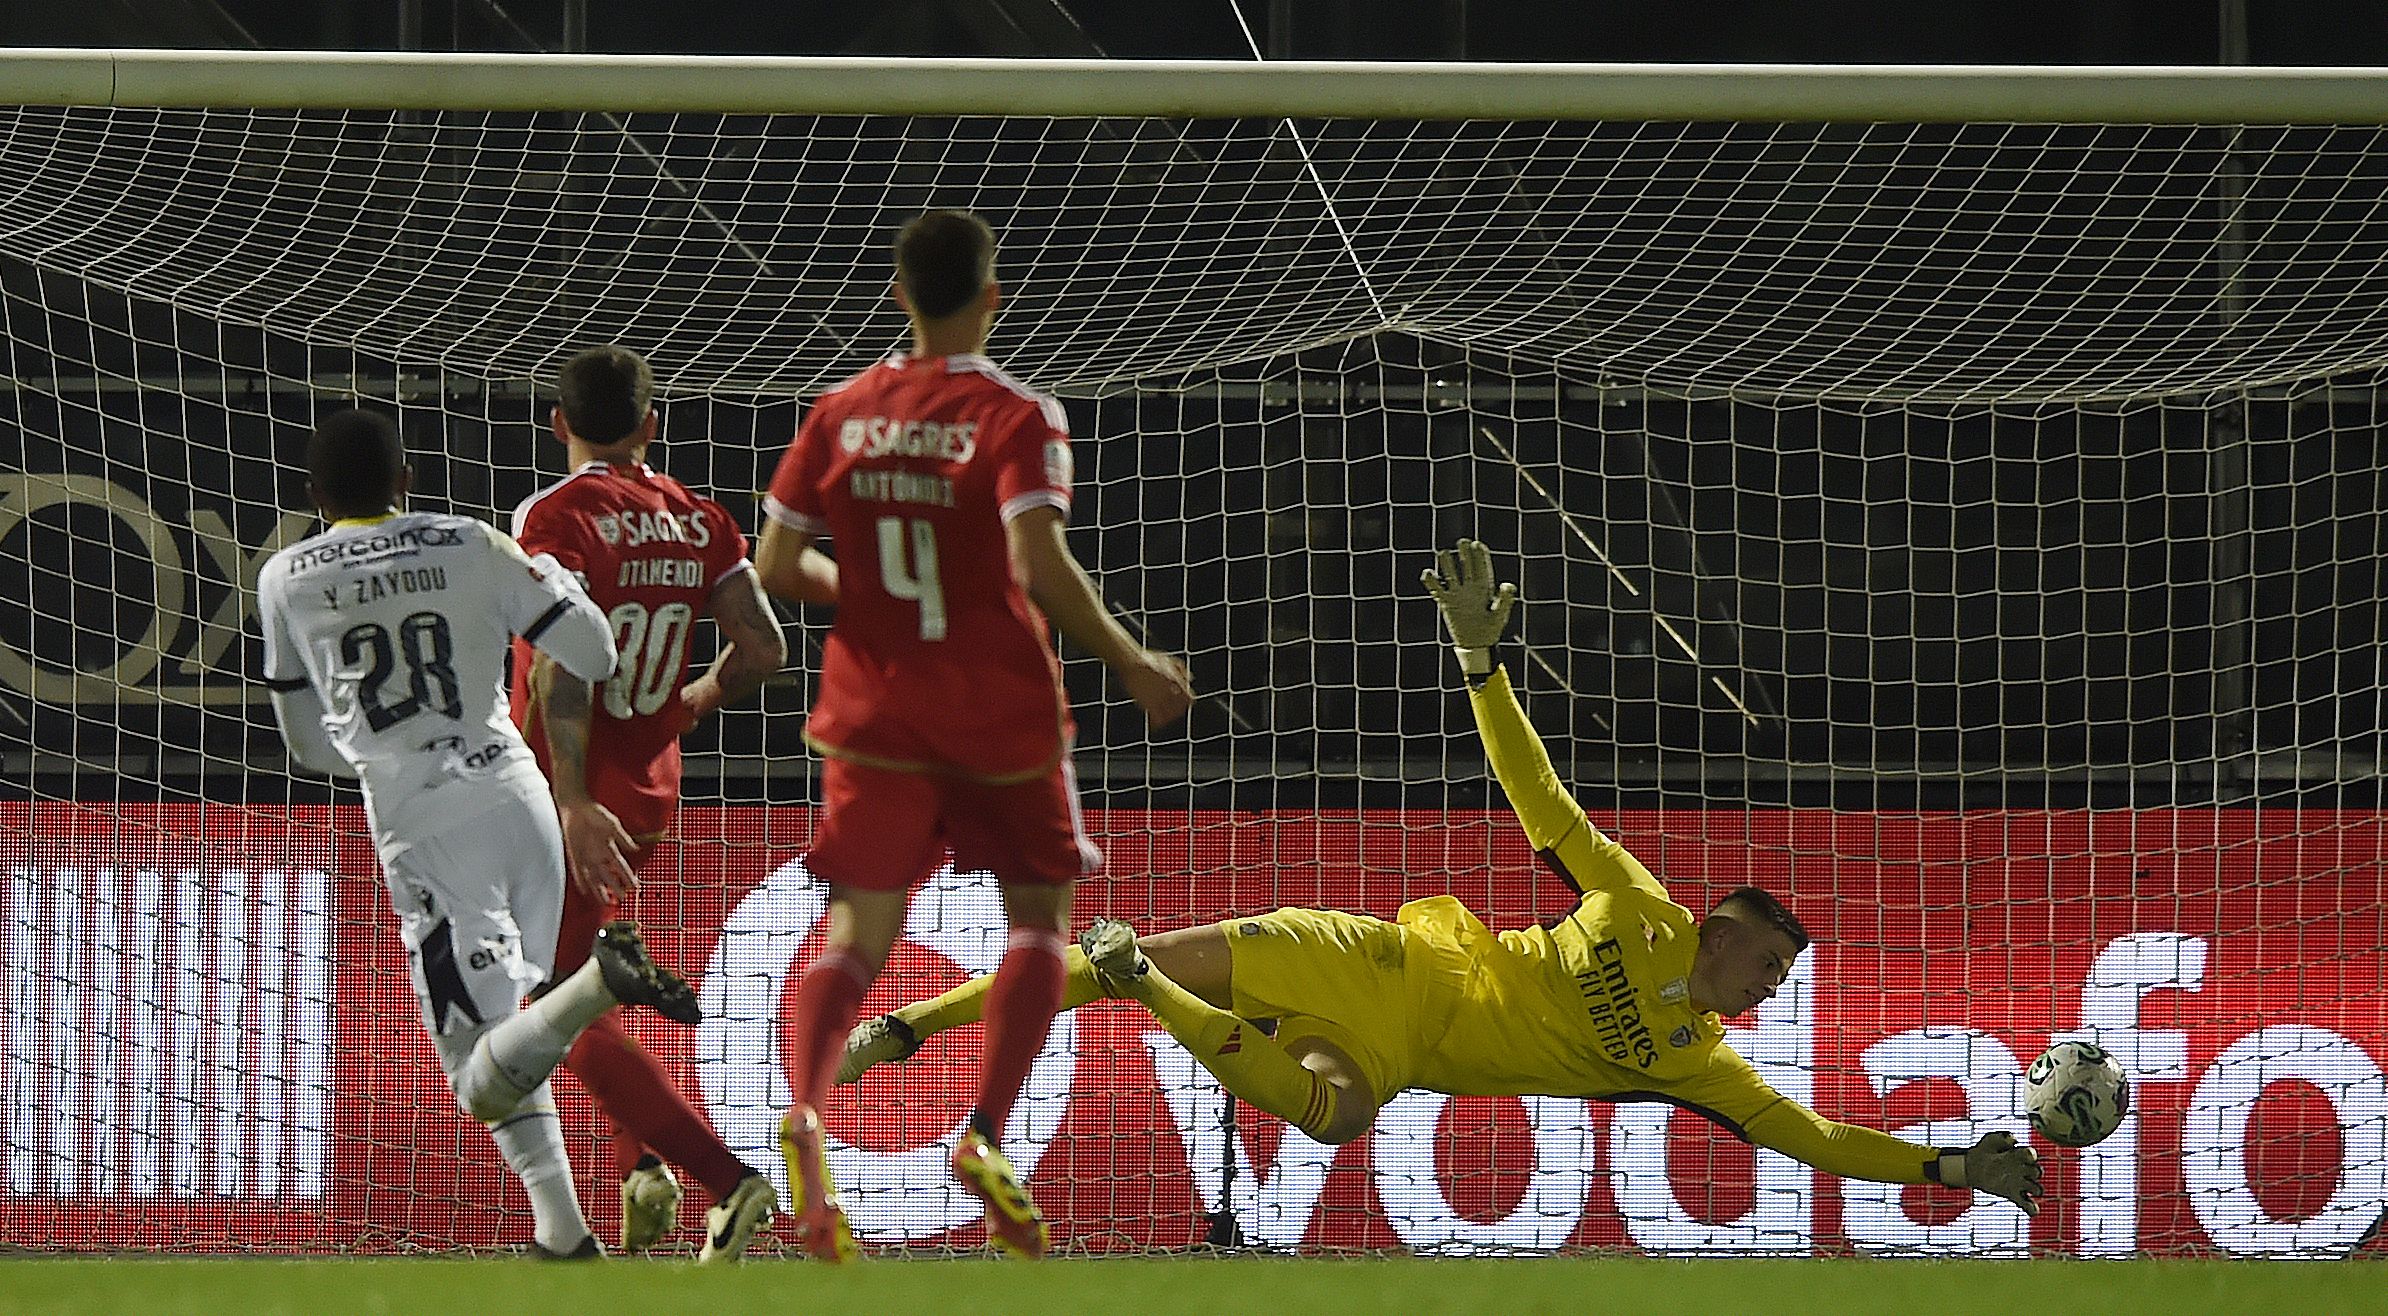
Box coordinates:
[1421,538,1518,679]
[1933,1130,2043,1216]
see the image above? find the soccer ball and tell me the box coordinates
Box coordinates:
[2024,1040,2130,1147]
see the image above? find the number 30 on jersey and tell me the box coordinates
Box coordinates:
[603,600,694,717]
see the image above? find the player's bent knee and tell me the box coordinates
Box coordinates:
[459,1080,524,1125]
[1295,1070,1377,1145]
[446,1048,532,1124]
[1310,1089,1377,1146]
[1310,1119,1369,1147]
[1283,1037,1376,1144]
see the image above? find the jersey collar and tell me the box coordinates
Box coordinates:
[331,511,399,528]
[889,351,994,371]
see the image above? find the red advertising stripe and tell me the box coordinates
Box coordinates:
[0,804,2379,1257]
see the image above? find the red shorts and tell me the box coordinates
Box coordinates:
[807,754,1102,891]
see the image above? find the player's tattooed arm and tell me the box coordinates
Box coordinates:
[682,566,788,727]
[534,653,638,899]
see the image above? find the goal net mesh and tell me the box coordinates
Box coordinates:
[1,102,2382,1258]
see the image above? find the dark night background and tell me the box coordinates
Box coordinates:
[0,2,2382,812]
[4,1,2385,65]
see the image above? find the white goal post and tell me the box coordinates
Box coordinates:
[4,48,2388,120]
[0,51,2383,1261]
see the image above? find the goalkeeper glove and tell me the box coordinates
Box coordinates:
[1930,1130,2043,1216]
[1420,539,1518,679]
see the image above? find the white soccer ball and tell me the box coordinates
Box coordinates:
[2024,1039,2130,1147]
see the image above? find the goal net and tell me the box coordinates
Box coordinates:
[1,55,2382,1259]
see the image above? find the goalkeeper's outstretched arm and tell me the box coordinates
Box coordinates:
[1745,1098,2044,1216]
[1676,1047,2044,1216]
[1466,666,1618,895]
[1424,539,1641,897]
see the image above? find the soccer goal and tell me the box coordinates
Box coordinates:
[0,49,2382,1259]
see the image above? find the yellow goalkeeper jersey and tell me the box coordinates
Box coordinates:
[1399,874,1725,1101]
[1433,665,1937,1186]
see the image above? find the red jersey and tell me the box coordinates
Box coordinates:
[508,460,752,837]
[764,352,1074,781]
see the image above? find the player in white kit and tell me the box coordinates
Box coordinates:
[257,409,705,1258]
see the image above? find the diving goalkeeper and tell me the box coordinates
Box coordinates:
[839,540,2042,1220]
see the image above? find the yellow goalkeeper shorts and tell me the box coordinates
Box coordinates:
[1221,905,1471,1105]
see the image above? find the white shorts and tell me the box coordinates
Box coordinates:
[378,788,566,1043]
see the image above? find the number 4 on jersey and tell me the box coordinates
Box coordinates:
[878,515,947,641]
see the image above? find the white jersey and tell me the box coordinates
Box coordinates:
[258,511,614,860]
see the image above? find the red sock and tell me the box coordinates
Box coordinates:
[788,949,876,1110]
[971,927,1068,1138]
[567,1010,757,1200]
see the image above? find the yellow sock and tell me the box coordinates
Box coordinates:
[1129,964,1341,1141]
[897,947,1113,1038]
[894,951,1337,1137]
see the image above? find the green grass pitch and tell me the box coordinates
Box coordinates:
[0,1256,2375,1316]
